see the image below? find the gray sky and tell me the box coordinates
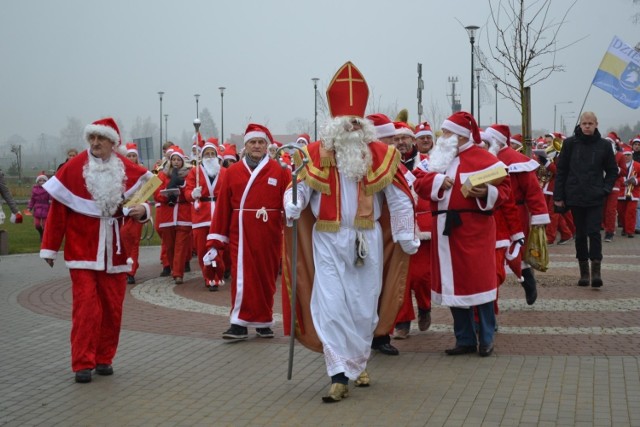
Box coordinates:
[1,0,639,148]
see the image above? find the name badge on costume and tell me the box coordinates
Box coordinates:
[268,177,277,186]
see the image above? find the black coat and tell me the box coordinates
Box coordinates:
[553,126,618,207]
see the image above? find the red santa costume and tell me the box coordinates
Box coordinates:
[542,157,575,244]
[486,124,550,305]
[392,122,433,336]
[414,112,510,356]
[154,146,176,275]
[617,146,640,236]
[40,117,152,378]
[185,139,227,289]
[153,147,192,283]
[207,124,291,336]
[601,134,627,240]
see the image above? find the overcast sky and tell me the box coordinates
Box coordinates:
[1,0,639,148]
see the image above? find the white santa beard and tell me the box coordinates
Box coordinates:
[333,132,372,182]
[83,155,126,216]
[428,135,459,173]
[488,139,503,156]
[202,158,220,177]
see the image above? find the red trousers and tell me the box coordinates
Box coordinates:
[617,199,638,235]
[70,269,126,372]
[155,222,169,268]
[395,242,431,324]
[603,191,620,234]
[545,195,574,243]
[163,225,192,278]
[120,218,143,276]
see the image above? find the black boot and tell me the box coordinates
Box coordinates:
[521,267,537,305]
[591,260,603,288]
[578,260,590,286]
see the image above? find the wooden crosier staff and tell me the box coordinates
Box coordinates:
[193,118,202,211]
[276,144,309,380]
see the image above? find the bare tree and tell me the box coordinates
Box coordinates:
[59,117,85,152]
[633,0,640,24]
[478,0,580,140]
[129,116,157,141]
[286,118,313,135]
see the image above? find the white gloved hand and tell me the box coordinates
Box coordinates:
[191,186,202,199]
[285,200,303,220]
[10,213,17,223]
[399,239,420,255]
[203,248,218,266]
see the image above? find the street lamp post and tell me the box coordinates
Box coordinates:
[312,78,319,141]
[475,67,482,126]
[218,87,226,142]
[465,25,479,117]
[158,91,164,157]
[494,80,498,123]
[164,114,168,142]
[194,94,200,119]
[561,112,575,136]
[553,101,572,132]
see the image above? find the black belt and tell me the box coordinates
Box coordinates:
[432,209,493,236]
[516,200,525,205]
[199,197,216,202]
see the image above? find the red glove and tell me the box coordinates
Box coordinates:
[10,212,23,224]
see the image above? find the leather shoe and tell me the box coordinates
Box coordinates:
[75,369,92,383]
[479,344,494,357]
[322,383,349,403]
[374,343,399,356]
[445,345,477,355]
[95,364,113,376]
[418,310,431,331]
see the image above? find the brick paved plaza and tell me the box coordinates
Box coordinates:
[1,236,639,426]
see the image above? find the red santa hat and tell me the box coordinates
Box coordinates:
[244,123,274,145]
[366,113,396,139]
[510,133,523,148]
[606,131,621,143]
[326,61,369,118]
[622,145,633,155]
[169,146,188,162]
[35,171,48,183]
[485,124,511,146]
[125,142,139,156]
[414,122,433,138]
[84,117,121,146]
[222,143,238,161]
[393,121,415,137]
[632,136,640,145]
[479,129,492,146]
[296,133,311,145]
[441,111,481,144]
[553,132,565,140]
[202,137,220,156]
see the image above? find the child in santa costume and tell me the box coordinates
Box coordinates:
[28,173,51,241]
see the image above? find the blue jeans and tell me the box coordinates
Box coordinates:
[450,301,495,348]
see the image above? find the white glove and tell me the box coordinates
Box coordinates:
[10,213,17,223]
[285,200,303,220]
[203,248,218,266]
[192,186,202,199]
[399,239,420,255]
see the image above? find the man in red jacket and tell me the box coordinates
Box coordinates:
[41,117,152,383]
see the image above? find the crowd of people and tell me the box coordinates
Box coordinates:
[1,61,635,401]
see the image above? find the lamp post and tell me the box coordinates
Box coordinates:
[218,87,226,142]
[494,80,498,122]
[561,112,575,136]
[194,94,200,119]
[312,77,319,141]
[465,25,479,117]
[475,67,482,126]
[164,114,168,142]
[553,101,572,132]
[158,91,164,157]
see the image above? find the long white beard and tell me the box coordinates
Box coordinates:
[488,139,503,156]
[322,117,374,182]
[202,158,220,177]
[83,155,126,216]
[428,135,459,173]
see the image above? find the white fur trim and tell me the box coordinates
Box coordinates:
[207,233,229,244]
[244,131,269,144]
[507,159,539,173]
[40,249,57,260]
[442,119,470,139]
[511,232,525,241]
[374,123,396,139]
[84,124,120,145]
[395,127,415,137]
[485,127,507,146]
[510,138,522,147]
[531,213,551,225]
[417,230,432,240]
[415,129,433,138]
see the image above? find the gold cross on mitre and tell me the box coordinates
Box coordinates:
[335,62,365,106]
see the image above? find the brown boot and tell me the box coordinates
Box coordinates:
[578,261,590,286]
[591,260,603,288]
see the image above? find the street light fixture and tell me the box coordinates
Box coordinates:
[465,25,479,117]
[311,78,319,141]
[218,87,226,142]
[158,91,164,157]
[194,94,201,119]
[553,101,572,132]
[475,67,482,126]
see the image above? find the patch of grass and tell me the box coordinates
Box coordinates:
[1,203,161,255]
